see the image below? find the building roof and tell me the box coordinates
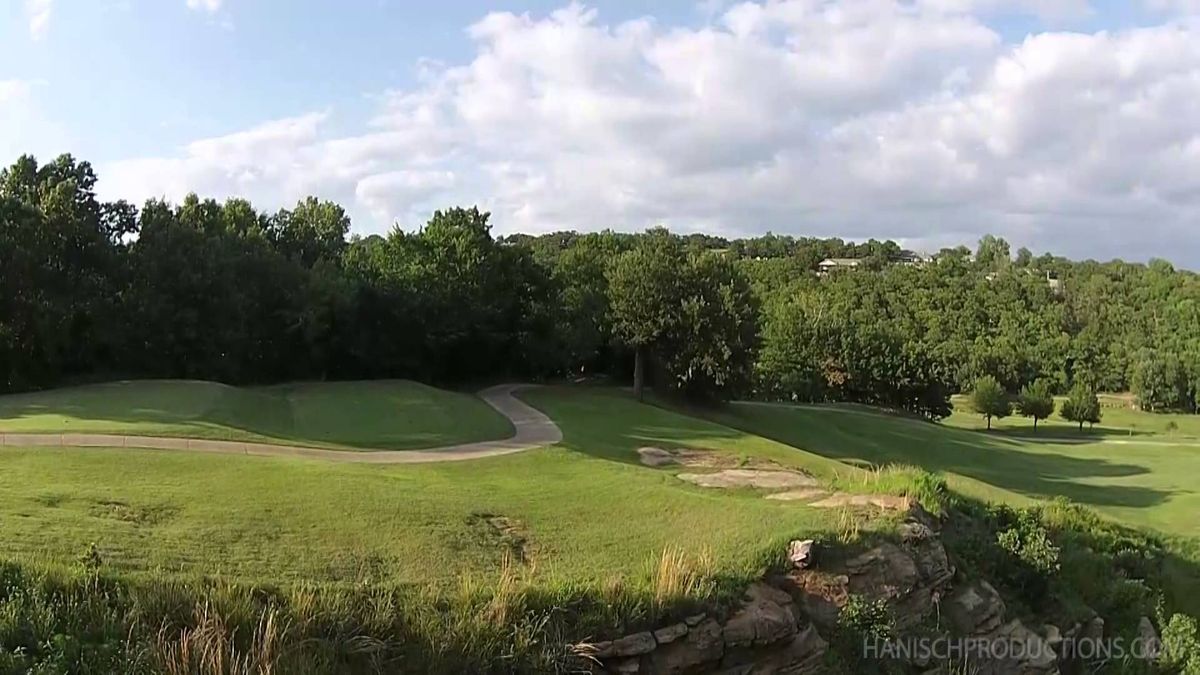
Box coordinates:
[818,258,861,266]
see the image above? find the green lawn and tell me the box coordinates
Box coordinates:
[0,379,513,450]
[946,393,1200,438]
[713,401,1200,538]
[0,387,872,585]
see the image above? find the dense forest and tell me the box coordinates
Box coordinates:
[4,154,1200,419]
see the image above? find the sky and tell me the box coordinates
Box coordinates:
[4,0,1200,265]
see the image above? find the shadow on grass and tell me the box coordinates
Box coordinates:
[523,386,1175,513]
[968,425,1156,441]
[703,401,1175,512]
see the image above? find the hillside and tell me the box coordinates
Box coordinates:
[710,400,1200,539]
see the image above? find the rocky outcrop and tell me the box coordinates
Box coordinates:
[777,509,955,635]
[586,582,827,674]
[583,506,1120,675]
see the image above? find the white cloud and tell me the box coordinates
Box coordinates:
[186,0,222,13]
[0,80,33,105]
[355,170,457,222]
[1144,0,1200,13]
[918,0,1092,21]
[100,2,1200,263]
[25,0,52,40]
[0,79,71,160]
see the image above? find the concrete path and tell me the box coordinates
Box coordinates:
[0,384,562,464]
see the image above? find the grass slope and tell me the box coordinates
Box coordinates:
[0,379,514,451]
[715,401,1200,538]
[0,387,877,585]
[946,392,1200,438]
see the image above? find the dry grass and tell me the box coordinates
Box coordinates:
[650,545,716,608]
[151,603,286,675]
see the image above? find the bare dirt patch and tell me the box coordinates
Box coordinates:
[765,488,830,502]
[677,469,820,490]
[636,446,731,468]
[808,494,911,511]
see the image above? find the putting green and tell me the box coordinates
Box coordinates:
[0,379,514,451]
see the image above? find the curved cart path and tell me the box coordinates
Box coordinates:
[0,384,562,464]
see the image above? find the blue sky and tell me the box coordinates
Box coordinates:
[4,0,1200,264]
[6,1,705,159]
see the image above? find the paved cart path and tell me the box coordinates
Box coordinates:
[0,384,561,464]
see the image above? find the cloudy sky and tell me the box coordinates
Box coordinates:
[4,0,1200,264]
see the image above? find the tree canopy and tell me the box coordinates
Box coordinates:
[6,152,1200,414]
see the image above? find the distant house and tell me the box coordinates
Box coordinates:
[817,258,861,276]
[896,250,931,267]
[1046,271,1063,295]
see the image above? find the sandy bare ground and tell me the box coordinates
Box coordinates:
[0,384,562,464]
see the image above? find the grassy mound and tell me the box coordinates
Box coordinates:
[0,380,514,450]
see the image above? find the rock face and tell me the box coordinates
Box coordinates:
[589,582,827,674]
[585,506,1098,674]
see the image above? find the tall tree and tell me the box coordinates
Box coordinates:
[658,251,760,401]
[607,230,687,400]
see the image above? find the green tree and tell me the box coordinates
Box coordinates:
[1060,383,1101,431]
[1016,379,1055,432]
[607,230,687,400]
[608,231,760,402]
[269,197,350,267]
[970,375,1011,430]
[658,251,760,401]
[1131,348,1185,412]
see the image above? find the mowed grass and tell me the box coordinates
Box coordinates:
[713,401,1200,538]
[0,387,874,585]
[0,379,513,450]
[945,393,1200,438]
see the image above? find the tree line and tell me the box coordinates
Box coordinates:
[4,154,1200,418]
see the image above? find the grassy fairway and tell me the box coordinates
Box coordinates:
[0,387,872,585]
[713,401,1200,538]
[945,393,1200,438]
[0,379,513,450]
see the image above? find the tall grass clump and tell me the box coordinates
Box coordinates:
[830,464,949,514]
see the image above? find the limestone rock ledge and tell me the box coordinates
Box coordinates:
[579,505,1087,675]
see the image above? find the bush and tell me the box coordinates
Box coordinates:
[996,510,1060,576]
[1159,613,1200,674]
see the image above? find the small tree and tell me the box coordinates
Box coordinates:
[970,375,1011,430]
[1016,379,1055,432]
[1060,383,1101,431]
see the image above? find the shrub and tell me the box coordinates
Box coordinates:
[996,510,1060,576]
[1159,613,1200,674]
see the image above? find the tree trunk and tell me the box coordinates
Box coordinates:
[633,345,645,402]
[1033,418,1038,432]
[987,415,992,430]
[1079,420,1084,431]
